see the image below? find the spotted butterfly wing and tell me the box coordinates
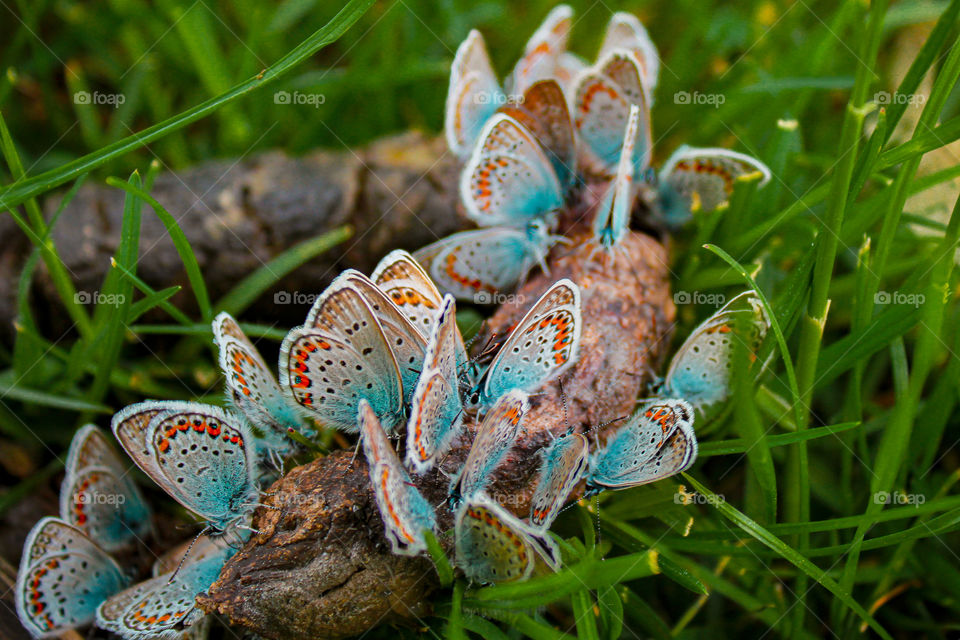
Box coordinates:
[478,279,581,408]
[414,224,560,304]
[593,103,642,252]
[214,312,307,456]
[455,493,560,584]
[445,29,503,158]
[112,401,183,492]
[461,114,564,229]
[586,399,697,492]
[573,51,651,177]
[554,51,587,93]
[16,517,129,638]
[405,296,467,473]
[137,403,259,533]
[498,80,576,191]
[371,250,445,335]
[359,400,437,556]
[529,432,588,528]
[96,543,233,640]
[508,4,573,94]
[598,11,660,93]
[59,425,151,552]
[658,146,771,225]
[663,291,769,414]
[450,389,528,504]
[279,277,404,433]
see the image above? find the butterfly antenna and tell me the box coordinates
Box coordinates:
[168,525,210,583]
[558,380,573,436]
[594,493,602,551]
[583,415,629,438]
[349,438,362,467]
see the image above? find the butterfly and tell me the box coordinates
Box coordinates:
[445,6,573,158]
[461,113,567,230]
[278,274,405,434]
[405,295,467,473]
[455,492,560,583]
[591,103,643,253]
[413,220,565,304]
[16,517,129,638]
[96,540,234,640]
[213,312,309,458]
[359,399,437,556]
[370,249,446,336]
[59,424,151,552]
[654,146,772,227]
[585,399,697,494]
[529,431,589,528]
[448,389,528,506]
[659,290,769,416]
[465,278,581,411]
[111,401,259,540]
[572,48,653,178]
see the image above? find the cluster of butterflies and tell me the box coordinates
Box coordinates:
[415,5,772,302]
[15,421,235,640]
[16,6,779,637]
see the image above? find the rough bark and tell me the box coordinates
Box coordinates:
[0,132,464,343]
[197,230,675,639]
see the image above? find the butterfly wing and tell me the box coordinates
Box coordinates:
[452,389,528,503]
[598,11,660,92]
[554,51,587,93]
[414,227,555,302]
[508,4,573,94]
[481,279,581,405]
[280,280,404,433]
[97,544,232,639]
[461,114,564,228]
[658,146,772,224]
[371,249,445,335]
[16,517,128,638]
[213,312,306,453]
[455,493,560,583]
[529,432,589,528]
[498,79,576,191]
[587,399,697,491]
[573,71,632,176]
[60,425,151,551]
[593,103,641,250]
[359,400,437,556]
[112,401,187,492]
[445,30,503,158]
[144,404,258,530]
[664,291,769,413]
[337,270,427,406]
[405,297,466,473]
[596,50,652,175]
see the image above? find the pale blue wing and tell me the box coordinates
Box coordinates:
[360,401,436,556]
[16,517,128,638]
[481,279,581,406]
[529,432,588,528]
[461,114,564,228]
[445,30,503,158]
